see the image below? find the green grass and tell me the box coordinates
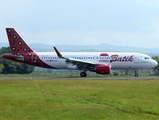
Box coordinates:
[0,79,159,119]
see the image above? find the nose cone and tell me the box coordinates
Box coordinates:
[152,60,158,68]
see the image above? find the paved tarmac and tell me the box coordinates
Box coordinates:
[0,76,159,80]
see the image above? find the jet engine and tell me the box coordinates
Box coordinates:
[95,64,111,74]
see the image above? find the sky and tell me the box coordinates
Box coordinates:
[1,0,159,48]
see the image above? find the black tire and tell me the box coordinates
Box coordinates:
[135,74,138,77]
[80,72,87,77]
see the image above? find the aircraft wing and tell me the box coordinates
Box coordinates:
[53,47,95,69]
[65,57,95,65]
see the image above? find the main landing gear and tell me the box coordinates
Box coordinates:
[134,70,138,77]
[80,72,87,77]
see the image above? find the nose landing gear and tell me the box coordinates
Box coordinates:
[134,70,138,77]
[135,74,138,77]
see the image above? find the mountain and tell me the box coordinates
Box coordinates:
[1,42,159,54]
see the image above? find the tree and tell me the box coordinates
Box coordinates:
[0,46,10,55]
[0,47,34,74]
[0,64,4,73]
[152,56,159,74]
[2,61,17,74]
[16,63,34,74]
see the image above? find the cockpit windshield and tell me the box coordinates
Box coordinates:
[145,57,150,59]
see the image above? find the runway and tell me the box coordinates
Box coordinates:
[0,76,159,80]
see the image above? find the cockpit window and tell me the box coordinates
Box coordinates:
[145,57,150,59]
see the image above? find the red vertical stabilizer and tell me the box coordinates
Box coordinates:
[6,28,33,55]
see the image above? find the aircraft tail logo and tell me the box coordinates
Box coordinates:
[6,28,33,55]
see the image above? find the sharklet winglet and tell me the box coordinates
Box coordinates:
[53,47,63,58]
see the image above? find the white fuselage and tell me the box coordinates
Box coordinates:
[4,28,158,77]
[35,51,157,70]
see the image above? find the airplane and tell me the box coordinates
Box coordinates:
[2,28,158,77]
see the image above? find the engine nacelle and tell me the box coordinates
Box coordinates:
[96,64,111,74]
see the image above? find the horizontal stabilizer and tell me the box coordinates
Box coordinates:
[2,54,24,61]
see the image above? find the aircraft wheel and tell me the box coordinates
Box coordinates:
[135,74,138,77]
[80,72,87,77]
